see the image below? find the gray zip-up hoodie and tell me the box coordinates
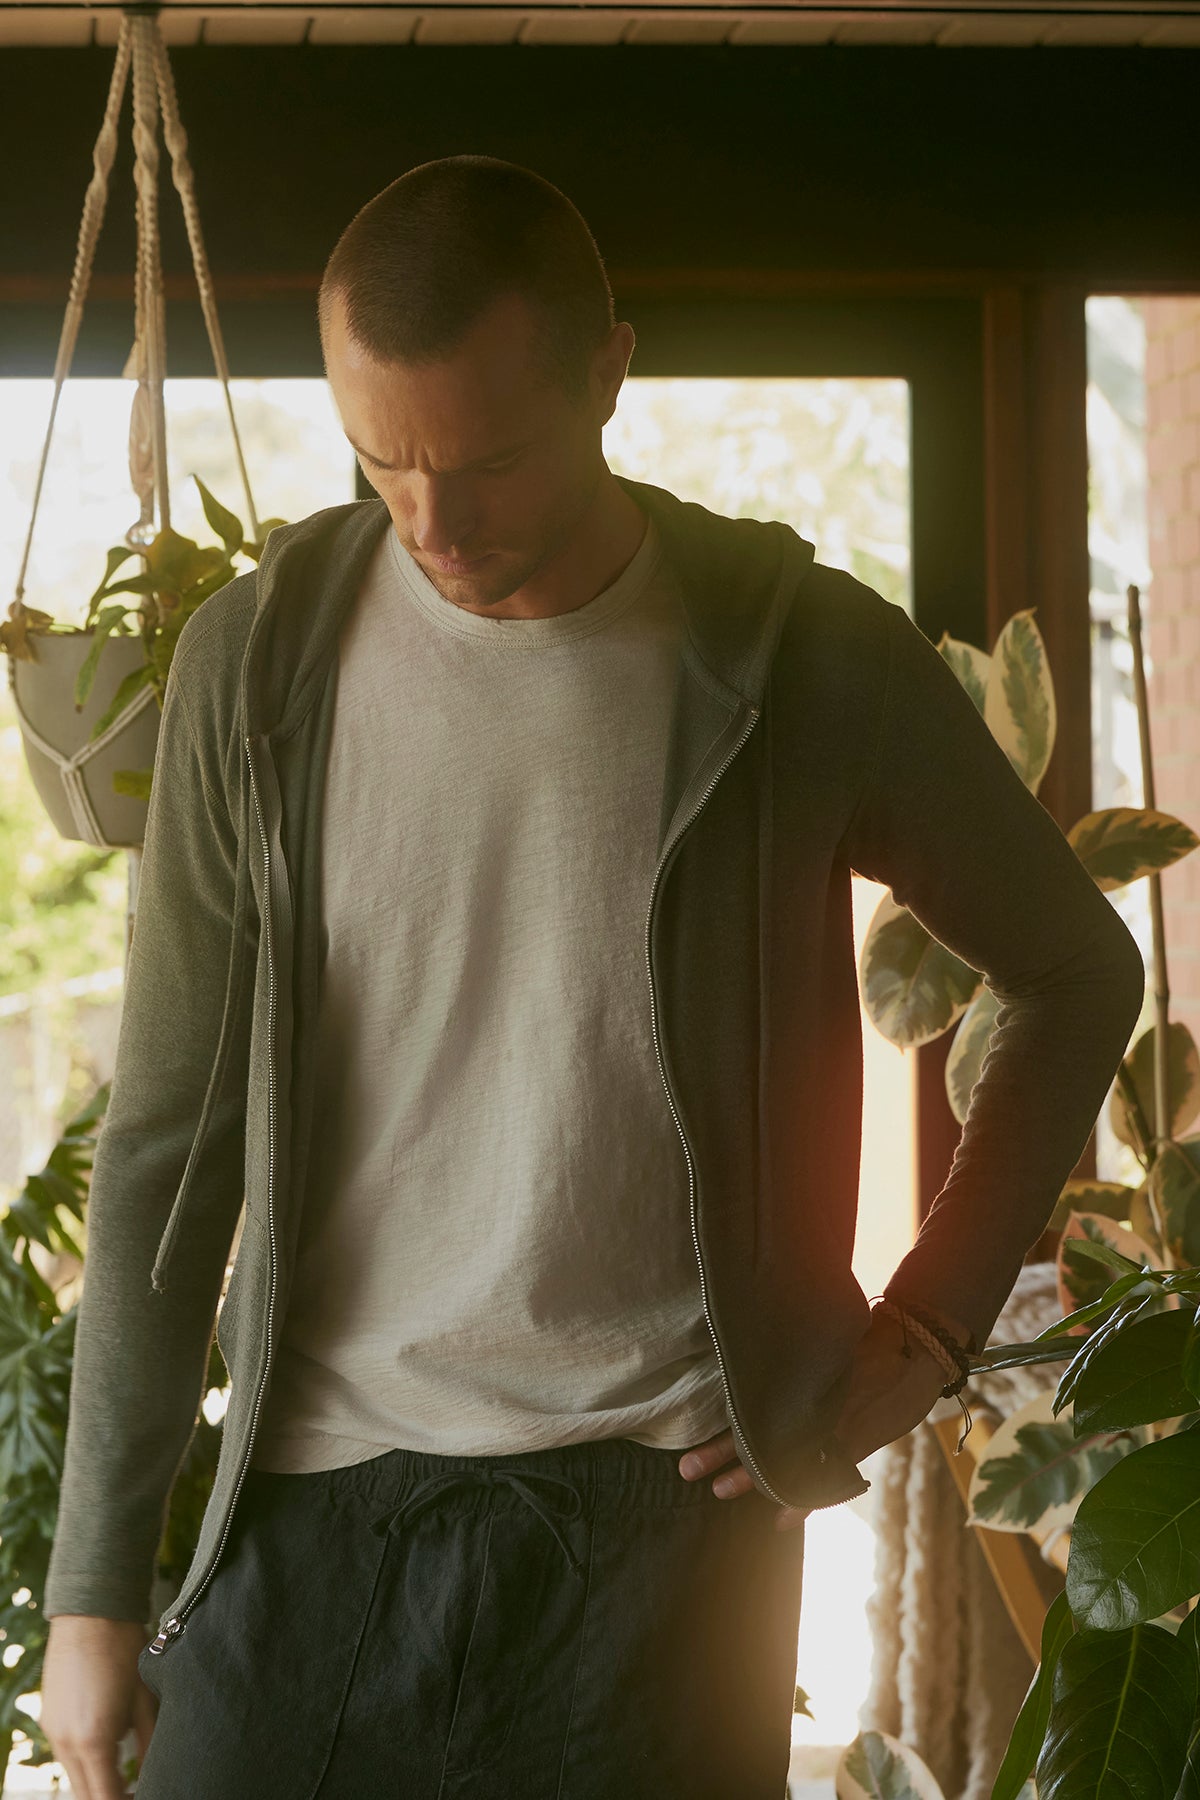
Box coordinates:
[42,475,1145,1642]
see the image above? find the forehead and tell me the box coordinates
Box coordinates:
[325,292,555,457]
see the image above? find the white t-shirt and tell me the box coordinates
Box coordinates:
[250,505,729,1471]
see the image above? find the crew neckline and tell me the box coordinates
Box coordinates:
[387,505,662,646]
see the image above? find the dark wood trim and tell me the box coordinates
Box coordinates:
[982,282,1097,1260]
[5,268,1200,308]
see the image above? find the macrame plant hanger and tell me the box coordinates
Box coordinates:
[7,1,261,966]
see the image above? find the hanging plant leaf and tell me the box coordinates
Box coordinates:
[859,890,981,1049]
[967,1390,1134,1533]
[835,1727,942,1800]
[192,474,244,556]
[143,525,208,587]
[151,614,187,687]
[87,658,155,743]
[1071,1306,1200,1433]
[1067,807,1200,891]
[1036,1621,1197,1800]
[1149,1139,1200,1269]
[1110,1022,1200,1149]
[944,983,1000,1123]
[983,608,1057,794]
[83,544,140,627]
[936,627,992,716]
[241,517,288,562]
[112,767,153,800]
[991,1588,1077,1800]
[73,602,139,709]
[0,601,58,660]
[1066,1429,1200,1629]
[87,571,171,605]
[1045,1179,1137,1236]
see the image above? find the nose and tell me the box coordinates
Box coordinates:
[407,479,475,559]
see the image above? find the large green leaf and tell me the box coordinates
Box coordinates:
[1037,1269,1163,1341]
[1072,1307,1200,1433]
[1066,1429,1200,1629]
[991,1588,1076,1800]
[1068,807,1200,891]
[859,890,981,1049]
[937,627,991,715]
[1184,1302,1200,1404]
[1111,1022,1200,1149]
[971,1336,1092,1376]
[1150,1140,1200,1269]
[836,1728,942,1800]
[1046,1179,1138,1235]
[945,983,1001,1124]
[983,608,1056,794]
[968,1393,1134,1532]
[0,1301,71,1490]
[1057,1213,1155,1315]
[1036,1622,1197,1800]
[1130,1180,1168,1262]
[1173,1603,1200,1800]
[1055,1290,1167,1415]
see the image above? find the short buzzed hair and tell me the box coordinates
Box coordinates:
[318,156,617,407]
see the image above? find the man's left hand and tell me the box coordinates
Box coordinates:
[677,1305,966,1531]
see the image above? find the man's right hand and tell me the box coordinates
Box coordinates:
[41,1614,159,1800]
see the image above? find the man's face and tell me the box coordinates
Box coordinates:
[322,288,626,611]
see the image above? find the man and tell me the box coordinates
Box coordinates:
[40,156,1144,1799]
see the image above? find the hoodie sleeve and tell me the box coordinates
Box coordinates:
[42,608,256,1625]
[840,594,1146,1354]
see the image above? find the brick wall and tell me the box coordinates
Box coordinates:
[1143,297,1200,1026]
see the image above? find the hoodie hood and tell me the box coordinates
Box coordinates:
[240,477,817,741]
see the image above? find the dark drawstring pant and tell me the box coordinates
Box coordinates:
[134,1432,806,1798]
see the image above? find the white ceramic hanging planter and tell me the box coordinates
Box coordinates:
[8,627,163,849]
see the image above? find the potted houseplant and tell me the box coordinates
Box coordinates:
[0,1082,230,1789]
[855,601,1200,1798]
[2,477,285,851]
[821,1203,1200,1799]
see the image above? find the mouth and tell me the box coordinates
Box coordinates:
[425,552,490,575]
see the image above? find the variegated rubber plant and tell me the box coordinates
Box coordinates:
[858,607,1200,1800]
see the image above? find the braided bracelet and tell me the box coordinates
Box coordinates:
[869,1296,977,1453]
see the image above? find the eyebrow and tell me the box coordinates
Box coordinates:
[349,439,528,473]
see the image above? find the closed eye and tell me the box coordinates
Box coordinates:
[357,447,525,475]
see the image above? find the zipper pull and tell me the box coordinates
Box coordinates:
[147,1615,185,1656]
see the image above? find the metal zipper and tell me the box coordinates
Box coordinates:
[148,735,282,1654]
[643,699,797,1512]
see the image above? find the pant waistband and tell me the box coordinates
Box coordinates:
[369,1465,588,1580]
